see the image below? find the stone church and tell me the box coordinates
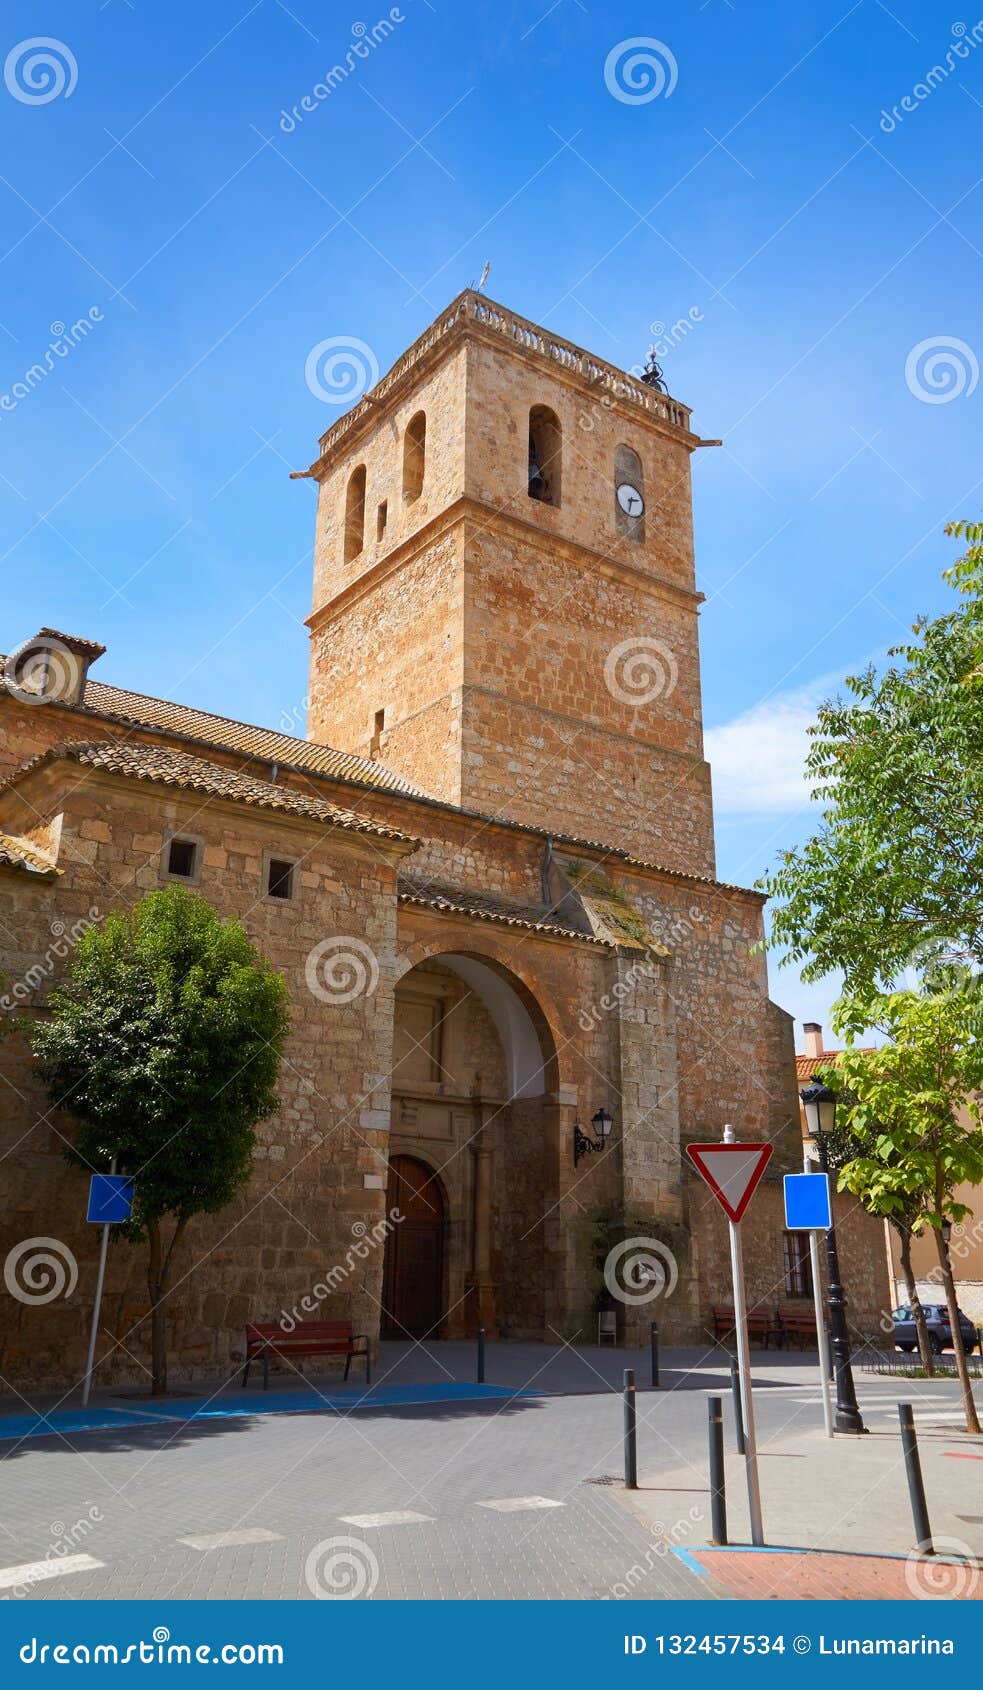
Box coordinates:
[0,293,887,1389]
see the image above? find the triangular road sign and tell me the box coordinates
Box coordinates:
[685,1142,773,1223]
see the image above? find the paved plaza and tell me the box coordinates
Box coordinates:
[0,1343,981,1601]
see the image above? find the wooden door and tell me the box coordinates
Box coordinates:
[381,1156,444,1339]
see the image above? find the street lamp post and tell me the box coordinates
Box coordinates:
[799,1078,868,1436]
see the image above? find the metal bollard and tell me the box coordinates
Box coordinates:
[623,1368,638,1489]
[898,1404,933,1553]
[730,1356,746,1456]
[477,1325,486,1384]
[708,1396,727,1545]
[650,1321,660,1389]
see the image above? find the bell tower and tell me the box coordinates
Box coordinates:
[303,292,720,877]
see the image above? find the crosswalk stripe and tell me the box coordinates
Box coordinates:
[476,1496,564,1512]
[338,1510,433,1528]
[178,1529,284,1550]
[0,1553,104,1590]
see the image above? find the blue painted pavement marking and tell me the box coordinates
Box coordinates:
[0,1383,541,1443]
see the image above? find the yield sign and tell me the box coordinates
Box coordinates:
[685,1142,773,1223]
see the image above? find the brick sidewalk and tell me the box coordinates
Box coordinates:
[680,1547,983,1600]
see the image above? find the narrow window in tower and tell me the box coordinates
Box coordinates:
[528,406,562,506]
[377,499,388,540]
[344,464,367,564]
[402,411,426,501]
[614,444,645,541]
[370,707,385,759]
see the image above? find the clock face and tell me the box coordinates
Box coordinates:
[616,481,645,518]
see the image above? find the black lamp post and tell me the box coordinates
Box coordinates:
[574,1107,613,1167]
[799,1077,868,1435]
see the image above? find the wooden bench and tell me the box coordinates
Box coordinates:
[243,1320,370,1388]
[775,1305,821,1349]
[710,1305,776,1347]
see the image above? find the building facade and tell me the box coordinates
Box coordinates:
[0,294,889,1391]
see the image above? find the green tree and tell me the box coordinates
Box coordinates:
[828,987,983,1432]
[809,1080,936,1372]
[33,887,290,1395]
[760,525,983,994]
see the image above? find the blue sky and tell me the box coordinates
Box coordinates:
[1,0,980,1039]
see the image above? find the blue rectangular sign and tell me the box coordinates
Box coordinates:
[86,1174,134,1224]
[783,1171,832,1230]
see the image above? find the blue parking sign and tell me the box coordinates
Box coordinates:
[783,1171,832,1231]
[86,1174,134,1224]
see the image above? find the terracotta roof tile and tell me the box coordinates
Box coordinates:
[795,1048,876,1079]
[3,743,417,844]
[36,628,106,658]
[0,658,419,796]
[0,832,60,878]
[79,677,420,794]
[397,876,618,947]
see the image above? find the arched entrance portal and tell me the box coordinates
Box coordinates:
[386,951,560,1340]
[380,1156,445,1339]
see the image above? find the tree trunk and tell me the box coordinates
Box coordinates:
[933,1225,980,1434]
[146,1217,189,1397]
[894,1223,935,1376]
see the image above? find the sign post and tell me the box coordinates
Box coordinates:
[81,1167,134,1407]
[686,1127,772,1548]
[783,1163,834,1440]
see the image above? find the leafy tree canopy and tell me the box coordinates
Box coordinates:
[33,886,290,1241]
[760,524,983,994]
[824,986,983,1232]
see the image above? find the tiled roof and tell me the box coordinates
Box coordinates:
[0,832,60,878]
[3,743,417,843]
[397,876,619,947]
[79,677,420,794]
[36,628,106,658]
[0,651,759,902]
[0,658,419,796]
[795,1048,876,1080]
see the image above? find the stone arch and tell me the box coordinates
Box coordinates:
[402,410,426,501]
[388,943,563,1339]
[528,404,562,506]
[343,463,366,563]
[614,442,645,541]
[392,937,562,1099]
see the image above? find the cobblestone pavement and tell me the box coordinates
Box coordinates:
[0,1344,980,1601]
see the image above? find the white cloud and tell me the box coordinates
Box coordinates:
[705,685,826,816]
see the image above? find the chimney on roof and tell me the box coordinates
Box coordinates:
[5,629,105,707]
[803,1022,824,1059]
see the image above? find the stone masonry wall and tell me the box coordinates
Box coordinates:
[0,767,406,1392]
